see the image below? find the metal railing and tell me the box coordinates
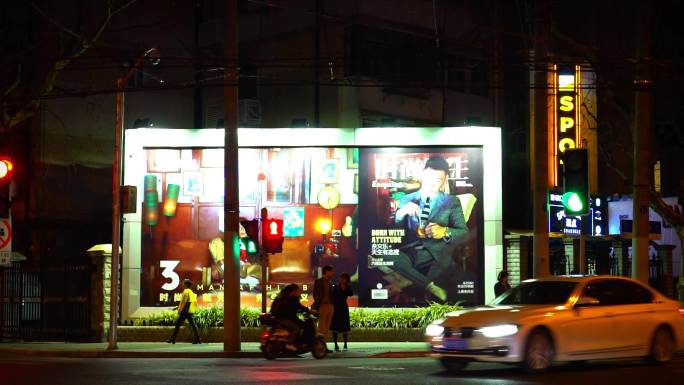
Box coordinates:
[1,257,92,341]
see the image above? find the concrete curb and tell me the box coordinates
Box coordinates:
[0,348,263,359]
[0,348,430,359]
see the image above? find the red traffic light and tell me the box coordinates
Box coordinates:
[0,158,13,179]
[262,218,284,254]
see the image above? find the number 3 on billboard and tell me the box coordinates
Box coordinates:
[160,260,181,291]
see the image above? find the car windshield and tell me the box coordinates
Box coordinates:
[492,281,577,305]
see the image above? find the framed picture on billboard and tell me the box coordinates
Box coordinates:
[353,173,359,194]
[147,149,181,172]
[319,158,339,184]
[167,173,191,203]
[183,171,203,196]
[347,148,359,169]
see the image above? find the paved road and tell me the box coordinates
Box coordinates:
[2,354,684,385]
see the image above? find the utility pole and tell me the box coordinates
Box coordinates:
[193,0,204,129]
[632,0,652,284]
[313,0,321,127]
[224,0,241,351]
[530,0,550,278]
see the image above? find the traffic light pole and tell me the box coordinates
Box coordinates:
[108,77,124,350]
[260,208,268,314]
[109,49,159,351]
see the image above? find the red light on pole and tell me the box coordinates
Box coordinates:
[0,158,13,179]
[0,157,13,217]
[262,218,284,253]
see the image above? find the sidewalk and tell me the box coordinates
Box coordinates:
[0,341,429,359]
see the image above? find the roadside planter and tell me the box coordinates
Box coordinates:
[122,304,460,343]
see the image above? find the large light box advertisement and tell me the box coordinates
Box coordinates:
[358,148,483,306]
[121,128,502,317]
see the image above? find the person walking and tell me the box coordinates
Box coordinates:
[494,270,511,297]
[331,272,353,351]
[167,279,202,344]
[313,265,335,352]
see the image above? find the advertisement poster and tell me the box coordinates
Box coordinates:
[140,147,360,309]
[139,146,483,309]
[358,148,484,306]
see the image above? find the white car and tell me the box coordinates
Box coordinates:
[426,276,684,372]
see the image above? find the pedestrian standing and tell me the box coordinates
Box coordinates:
[331,272,353,351]
[313,265,335,352]
[494,270,511,297]
[167,279,202,344]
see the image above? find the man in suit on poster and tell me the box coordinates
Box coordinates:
[390,156,469,301]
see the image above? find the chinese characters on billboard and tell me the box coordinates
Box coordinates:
[139,146,484,309]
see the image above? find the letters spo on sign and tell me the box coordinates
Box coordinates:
[554,65,581,185]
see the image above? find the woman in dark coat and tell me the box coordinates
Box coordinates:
[330,272,353,351]
[494,270,511,297]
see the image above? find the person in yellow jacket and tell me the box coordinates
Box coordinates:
[167,279,202,344]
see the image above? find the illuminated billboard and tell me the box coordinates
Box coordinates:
[120,128,502,316]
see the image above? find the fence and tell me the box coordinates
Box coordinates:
[1,257,92,341]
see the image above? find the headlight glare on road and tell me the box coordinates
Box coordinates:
[478,324,518,338]
[425,324,445,337]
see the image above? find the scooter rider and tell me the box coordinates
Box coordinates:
[270,284,313,351]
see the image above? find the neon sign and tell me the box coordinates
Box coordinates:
[553,65,582,186]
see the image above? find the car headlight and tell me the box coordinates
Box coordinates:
[478,324,519,338]
[425,323,445,337]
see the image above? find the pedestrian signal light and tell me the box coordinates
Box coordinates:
[561,149,589,215]
[239,219,260,255]
[245,239,257,253]
[262,218,284,253]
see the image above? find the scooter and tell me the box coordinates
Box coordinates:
[259,313,328,360]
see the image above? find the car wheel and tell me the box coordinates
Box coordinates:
[647,326,674,365]
[440,358,469,372]
[311,338,328,359]
[523,329,555,373]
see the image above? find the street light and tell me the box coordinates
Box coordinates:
[109,48,160,350]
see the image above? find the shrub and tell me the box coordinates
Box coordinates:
[134,303,461,329]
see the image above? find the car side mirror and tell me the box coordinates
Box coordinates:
[575,295,600,307]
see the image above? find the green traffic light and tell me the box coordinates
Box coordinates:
[246,240,257,253]
[562,192,584,213]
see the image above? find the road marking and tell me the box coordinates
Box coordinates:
[348,366,406,371]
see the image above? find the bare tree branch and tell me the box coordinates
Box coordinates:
[649,189,684,234]
[598,140,630,182]
[1,0,139,133]
[2,65,21,97]
[29,2,82,41]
